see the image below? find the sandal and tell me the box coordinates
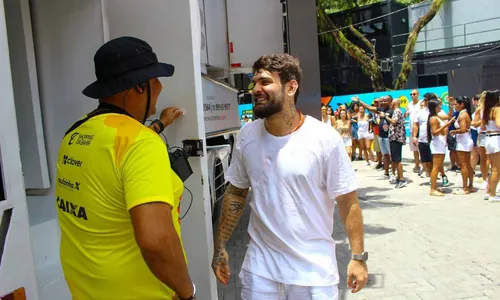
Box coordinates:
[430,190,445,197]
[453,189,470,195]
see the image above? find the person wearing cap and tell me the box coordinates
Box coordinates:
[55,37,196,300]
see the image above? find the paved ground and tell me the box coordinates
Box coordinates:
[216,148,500,300]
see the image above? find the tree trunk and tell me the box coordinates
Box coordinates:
[394,0,446,90]
[318,6,387,91]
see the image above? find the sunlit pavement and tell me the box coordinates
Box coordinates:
[217,145,500,300]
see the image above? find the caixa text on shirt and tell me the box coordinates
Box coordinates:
[68,132,94,146]
[57,197,88,220]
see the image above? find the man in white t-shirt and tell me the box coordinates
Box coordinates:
[211,54,368,300]
[405,89,422,173]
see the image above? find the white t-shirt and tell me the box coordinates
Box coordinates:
[226,116,359,286]
[415,107,430,143]
[471,112,477,131]
[407,100,422,128]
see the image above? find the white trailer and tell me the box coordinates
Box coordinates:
[0,0,291,299]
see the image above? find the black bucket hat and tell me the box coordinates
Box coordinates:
[83,36,175,99]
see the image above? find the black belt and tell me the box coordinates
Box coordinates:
[485,133,500,137]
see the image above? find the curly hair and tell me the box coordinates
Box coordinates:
[252,54,303,104]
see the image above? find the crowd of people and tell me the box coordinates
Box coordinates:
[321,89,500,202]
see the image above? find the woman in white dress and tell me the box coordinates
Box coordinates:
[471,93,490,190]
[335,109,352,158]
[449,96,475,194]
[481,90,500,202]
[357,108,374,166]
[428,99,456,196]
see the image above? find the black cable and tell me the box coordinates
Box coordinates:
[180,185,194,220]
[144,118,194,220]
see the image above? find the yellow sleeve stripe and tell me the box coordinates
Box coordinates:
[127,196,176,211]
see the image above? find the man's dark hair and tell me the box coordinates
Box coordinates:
[423,92,436,101]
[253,54,303,104]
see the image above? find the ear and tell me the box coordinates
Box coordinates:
[135,82,147,94]
[286,80,299,98]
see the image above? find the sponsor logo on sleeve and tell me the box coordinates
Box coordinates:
[57,177,80,191]
[68,132,94,146]
[62,155,83,167]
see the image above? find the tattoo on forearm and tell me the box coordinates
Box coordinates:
[226,184,249,198]
[229,202,244,214]
[212,184,248,266]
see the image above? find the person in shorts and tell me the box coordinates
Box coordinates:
[371,99,383,169]
[354,96,393,178]
[405,89,422,173]
[385,99,407,188]
[414,93,450,186]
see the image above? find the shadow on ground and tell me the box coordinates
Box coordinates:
[333,207,394,299]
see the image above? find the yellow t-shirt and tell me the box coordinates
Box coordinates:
[56,113,184,300]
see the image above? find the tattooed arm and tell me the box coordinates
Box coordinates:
[211,183,249,284]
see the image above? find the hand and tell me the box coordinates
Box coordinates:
[160,107,184,127]
[347,260,368,293]
[449,130,456,136]
[212,248,230,284]
[379,112,385,118]
[413,137,418,146]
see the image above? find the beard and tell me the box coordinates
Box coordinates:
[253,89,284,119]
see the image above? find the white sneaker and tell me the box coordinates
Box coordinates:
[480,180,488,190]
[484,193,490,201]
[489,195,500,202]
[389,175,397,184]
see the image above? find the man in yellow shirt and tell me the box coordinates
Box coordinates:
[56,36,196,300]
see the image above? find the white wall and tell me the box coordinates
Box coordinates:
[288,0,322,119]
[204,0,229,68]
[0,2,38,299]
[226,0,283,68]
[27,0,105,298]
[25,0,217,298]
[105,1,218,297]
[4,0,50,190]
[409,0,500,52]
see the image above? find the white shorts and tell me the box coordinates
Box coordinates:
[478,132,486,147]
[485,134,500,154]
[358,131,374,140]
[430,135,446,154]
[342,136,352,147]
[455,133,473,152]
[240,270,339,300]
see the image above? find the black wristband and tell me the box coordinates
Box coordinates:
[152,119,165,133]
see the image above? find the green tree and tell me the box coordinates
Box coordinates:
[318,0,446,91]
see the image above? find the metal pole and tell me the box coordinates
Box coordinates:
[463,24,467,46]
[387,0,396,87]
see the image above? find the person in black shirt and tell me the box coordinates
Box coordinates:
[353,96,393,178]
